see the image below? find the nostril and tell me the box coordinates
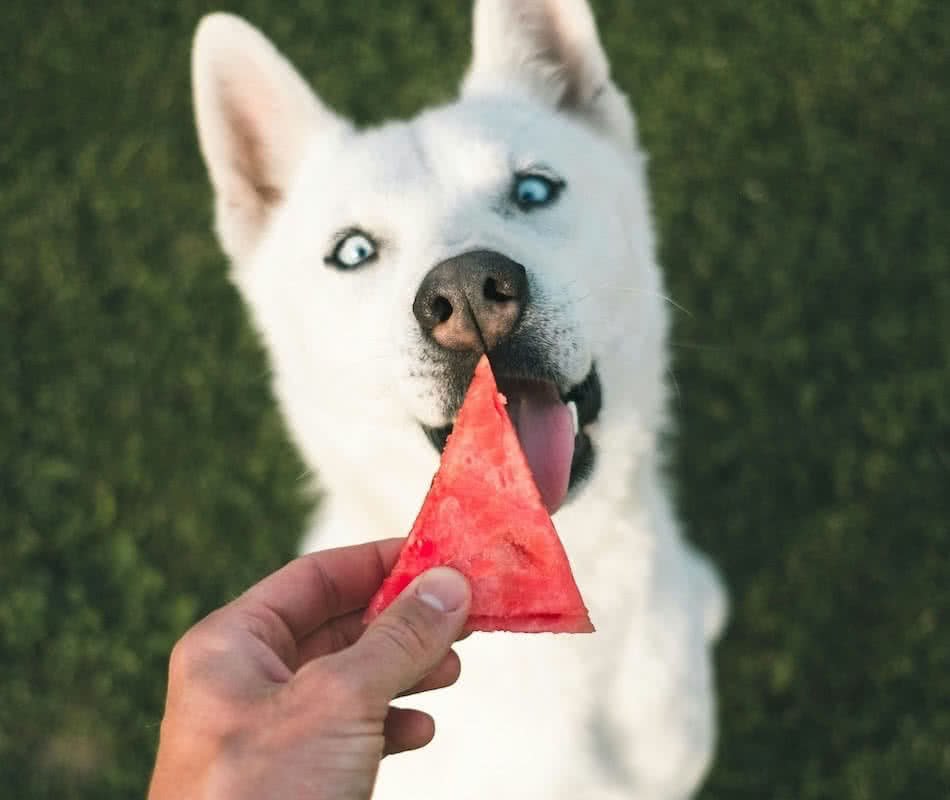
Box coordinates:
[431,295,453,324]
[414,251,527,348]
[484,276,516,303]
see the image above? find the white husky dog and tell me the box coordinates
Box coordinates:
[192,2,726,798]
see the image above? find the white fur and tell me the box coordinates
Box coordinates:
[192,4,727,798]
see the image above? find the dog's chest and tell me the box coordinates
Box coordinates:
[375,618,614,800]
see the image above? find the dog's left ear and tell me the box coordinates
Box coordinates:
[462,0,634,146]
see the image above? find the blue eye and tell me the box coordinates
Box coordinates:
[327,231,378,270]
[512,173,563,210]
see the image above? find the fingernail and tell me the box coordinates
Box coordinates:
[416,567,468,613]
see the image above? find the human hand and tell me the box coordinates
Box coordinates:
[148,539,471,800]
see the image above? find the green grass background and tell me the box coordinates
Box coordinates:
[2,1,948,797]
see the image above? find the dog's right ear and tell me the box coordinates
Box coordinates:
[192,14,349,265]
[462,0,634,147]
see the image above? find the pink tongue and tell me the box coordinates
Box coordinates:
[503,381,575,514]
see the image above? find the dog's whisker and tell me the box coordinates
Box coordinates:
[570,291,595,306]
[666,367,682,402]
[548,281,694,319]
[590,285,695,318]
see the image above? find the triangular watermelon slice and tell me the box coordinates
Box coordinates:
[365,356,593,633]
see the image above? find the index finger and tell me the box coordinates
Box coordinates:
[235,538,404,643]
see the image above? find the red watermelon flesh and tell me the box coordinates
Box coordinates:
[365,355,593,633]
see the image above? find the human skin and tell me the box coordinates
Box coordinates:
[148,539,471,800]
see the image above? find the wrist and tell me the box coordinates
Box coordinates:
[148,720,222,800]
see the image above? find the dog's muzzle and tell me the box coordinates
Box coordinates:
[413,249,600,513]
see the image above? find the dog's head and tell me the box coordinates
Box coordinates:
[192,0,668,516]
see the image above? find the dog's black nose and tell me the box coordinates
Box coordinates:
[413,250,528,351]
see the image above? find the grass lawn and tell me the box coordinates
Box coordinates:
[2,1,948,797]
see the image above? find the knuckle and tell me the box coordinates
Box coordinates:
[167,631,203,681]
[166,616,228,684]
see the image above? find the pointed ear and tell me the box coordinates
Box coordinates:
[462,0,634,146]
[192,13,349,265]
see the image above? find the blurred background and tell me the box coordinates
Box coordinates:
[2,1,948,797]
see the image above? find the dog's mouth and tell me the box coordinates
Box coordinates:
[422,363,601,514]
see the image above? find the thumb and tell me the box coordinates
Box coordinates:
[327,567,470,707]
